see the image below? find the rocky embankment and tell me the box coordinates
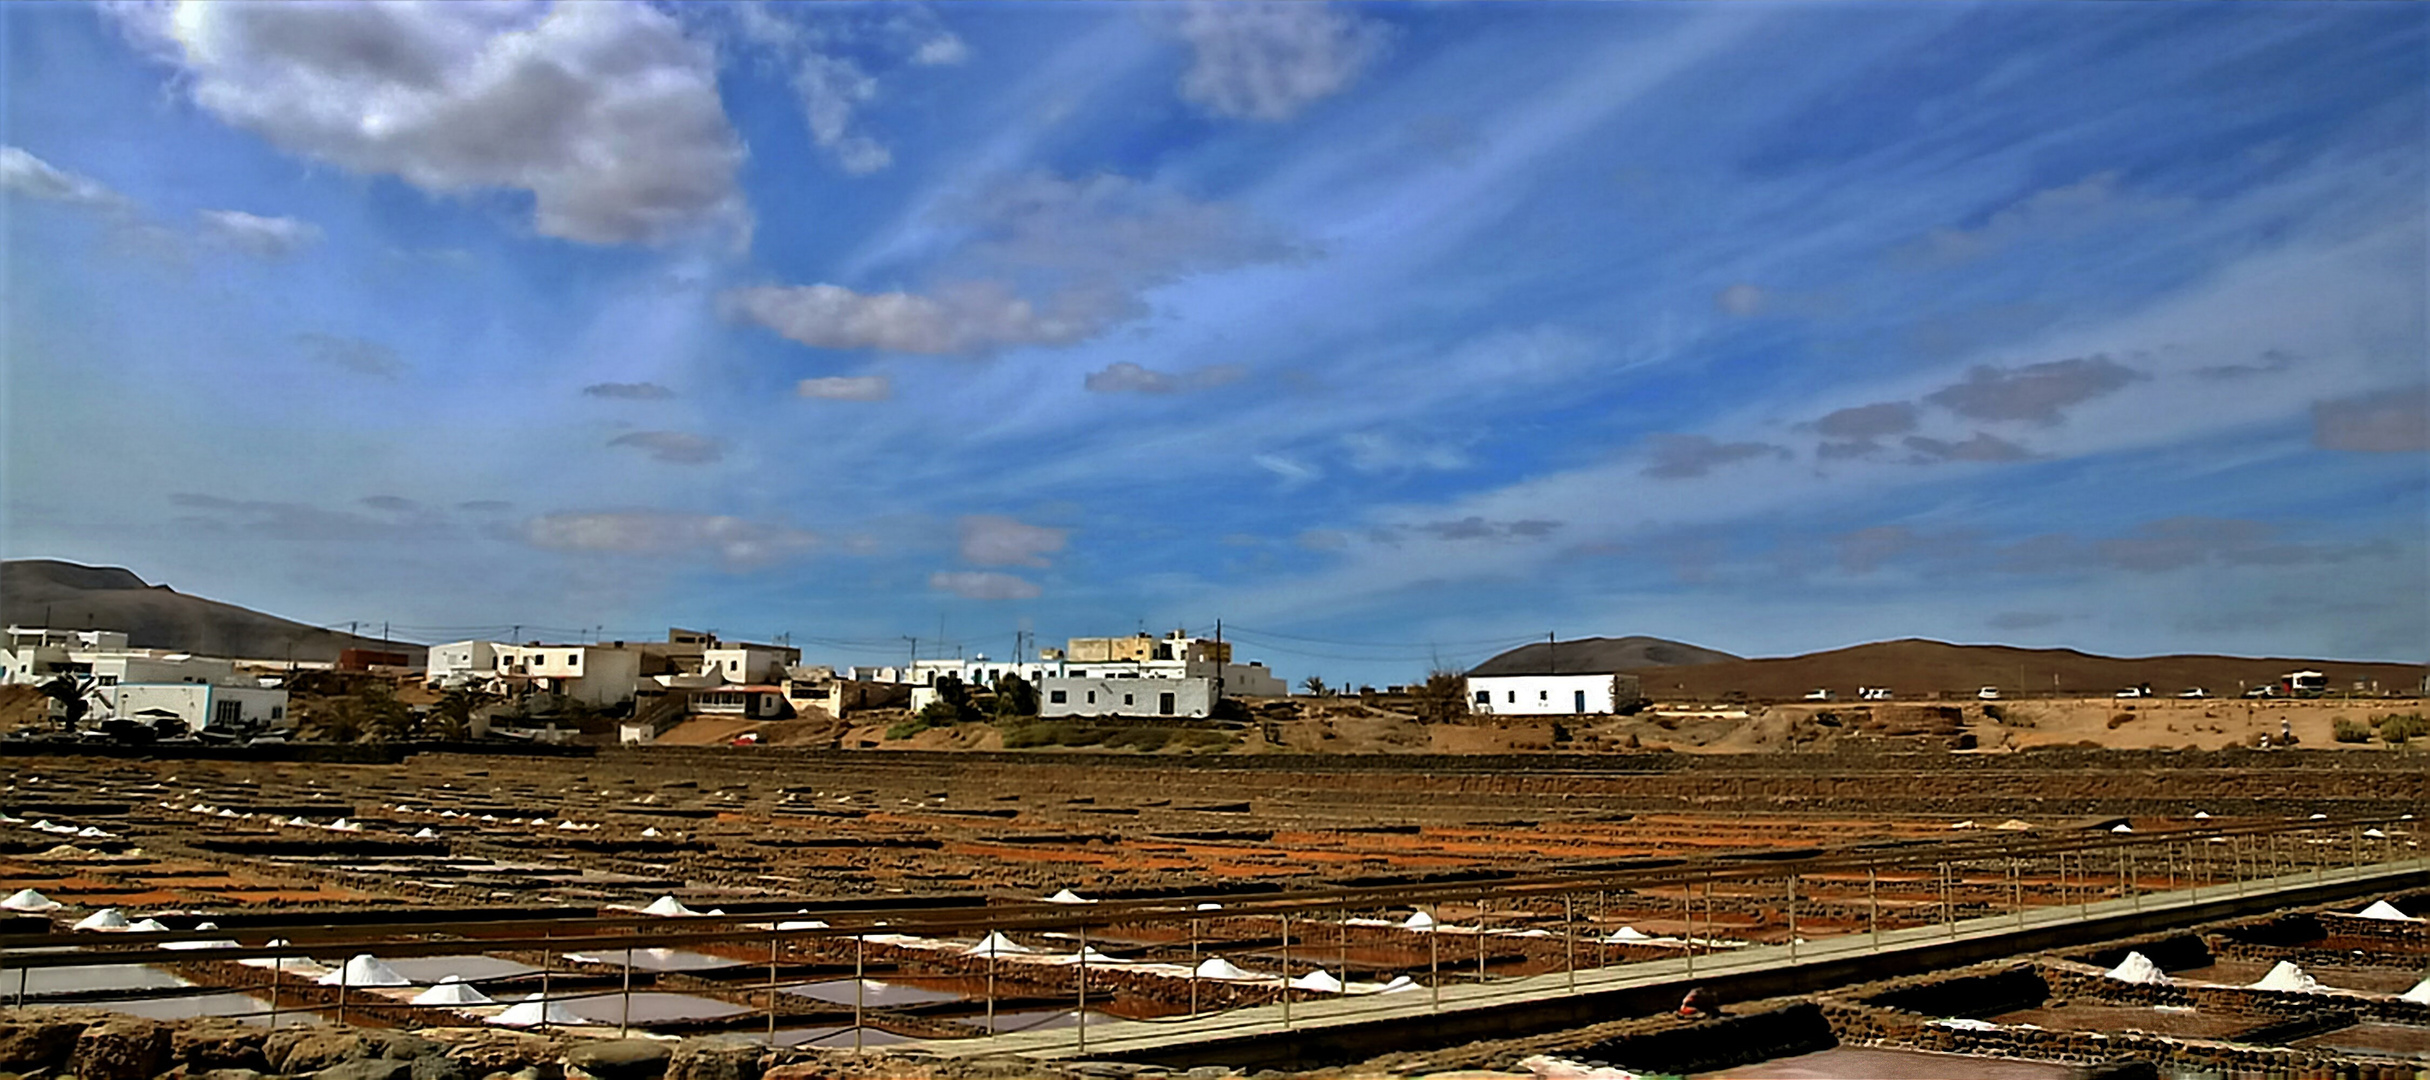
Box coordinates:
[0,1009,1208,1080]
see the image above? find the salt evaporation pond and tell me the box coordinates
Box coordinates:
[563,992,752,1025]
[561,948,742,972]
[108,992,325,1026]
[1697,1047,2081,1078]
[782,978,965,1008]
[13,964,193,996]
[382,956,539,983]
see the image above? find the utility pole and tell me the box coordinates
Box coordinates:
[902,637,917,683]
[1548,632,1557,675]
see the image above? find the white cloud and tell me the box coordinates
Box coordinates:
[1252,453,1322,488]
[520,511,816,568]
[198,209,322,257]
[728,172,1297,356]
[929,570,1041,600]
[957,514,1068,568]
[911,33,969,66]
[725,282,1109,356]
[108,1,748,247]
[1175,2,1386,121]
[794,52,892,175]
[1340,432,1468,474]
[0,146,133,213]
[797,375,893,401]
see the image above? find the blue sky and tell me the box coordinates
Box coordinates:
[5,1,2424,685]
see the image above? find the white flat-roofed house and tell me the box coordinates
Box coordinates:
[1465,673,1642,717]
[426,641,500,686]
[112,682,290,732]
[493,644,644,707]
[1038,676,1217,719]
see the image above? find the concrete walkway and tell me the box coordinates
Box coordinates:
[907,856,2430,1065]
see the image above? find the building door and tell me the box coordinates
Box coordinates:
[1574,689,1586,713]
[213,700,242,727]
[1159,692,1175,716]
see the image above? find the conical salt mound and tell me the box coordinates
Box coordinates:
[2250,961,2324,993]
[1401,910,1437,930]
[640,827,663,838]
[412,976,494,1006]
[963,931,1032,956]
[2354,900,2414,921]
[2105,951,2169,985]
[1050,946,1121,966]
[73,908,129,931]
[1043,888,1093,904]
[1605,926,1651,943]
[2403,976,2430,1005]
[1289,969,1343,993]
[2111,824,2135,834]
[317,954,411,987]
[1194,957,1257,980]
[489,995,584,1027]
[1,888,60,912]
[1377,974,1420,994]
[413,828,439,839]
[128,918,172,932]
[641,895,699,917]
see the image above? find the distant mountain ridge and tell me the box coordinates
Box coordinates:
[0,559,417,663]
[1468,636,1741,676]
[1632,638,2426,701]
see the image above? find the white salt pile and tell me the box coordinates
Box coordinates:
[2364,828,2387,839]
[1049,946,1123,966]
[1043,888,1093,904]
[2111,824,2135,834]
[317,954,411,987]
[1515,1053,1643,1080]
[2105,951,2170,985]
[72,908,129,931]
[1194,957,1258,980]
[962,931,1032,957]
[413,828,439,839]
[1195,902,1223,911]
[2194,811,2212,819]
[1,888,61,912]
[640,895,699,917]
[1377,974,1420,994]
[1930,1018,2001,1031]
[489,995,584,1027]
[2249,961,2324,993]
[775,919,828,931]
[2403,977,2430,1005]
[127,918,172,932]
[1949,820,1977,830]
[1996,819,2034,831]
[1290,969,1344,993]
[1401,910,1438,930]
[1605,926,1652,943]
[411,975,494,1006]
[2354,900,2415,921]
[639,827,662,838]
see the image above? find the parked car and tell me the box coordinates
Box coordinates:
[2115,687,2144,698]
[1858,687,1893,701]
[1977,687,2000,700]
[2177,688,2207,698]
[1803,688,1833,701]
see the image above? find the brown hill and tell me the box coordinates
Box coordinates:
[1468,635,1739,676]
[1630,638,2425,702]
[0,559,417,664]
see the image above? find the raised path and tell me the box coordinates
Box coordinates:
[911,856,2430,1069]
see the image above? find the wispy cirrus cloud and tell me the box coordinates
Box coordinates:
[583,382,676,400]
[929,570,1041,600]
[1173,2,1388,122]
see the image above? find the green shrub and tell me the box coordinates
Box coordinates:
[887,716,933,741]
[2333,719,2373,743]
[2379,712,2428,744]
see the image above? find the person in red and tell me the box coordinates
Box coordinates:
[1678,985,1722,1019]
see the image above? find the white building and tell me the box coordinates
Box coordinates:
[112,683,291,732]
[2,626,288,730]
[492,644,646,708]
[1466,672,1644,717]
[425,640,499,686]
[1038,675,1218,719]
[702,644,796,685]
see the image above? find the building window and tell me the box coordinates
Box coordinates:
[270,706,284,719]
[1507,691,1516,703]
[1050,690,1067,704]
[567,654,578,665]
[1159,692,1175,716]
[98,674,117,686]
[1540,690,1549,701]
[1474,690,1488,704]
[1124,693,1135,706]
[1087,691,1097,704]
